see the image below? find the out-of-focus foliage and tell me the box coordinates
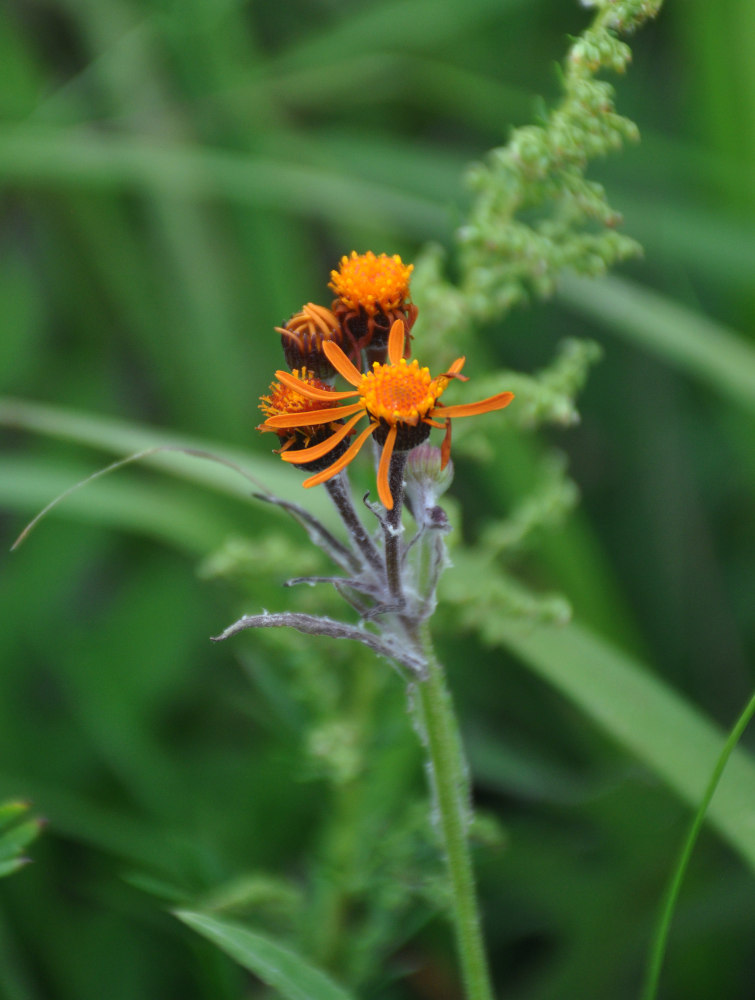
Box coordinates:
[0,801,42,879]
[1,1,754,999]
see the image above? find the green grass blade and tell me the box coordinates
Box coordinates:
[0,802,42,879]
[476,619,755,870]
[0,457,238,554]
[613,192,755,290]
[558,274,755,414]
[0,396,332,521]
[269,0,525,72]
[175,911,357,1000]
[0,859,29,878]
[0,127,447,239]
[0,801,30,833]
[641,690,755,1000]
[0,820,42,866]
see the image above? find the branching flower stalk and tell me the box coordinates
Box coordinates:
[217,252,514,995]
[214,447,497,999]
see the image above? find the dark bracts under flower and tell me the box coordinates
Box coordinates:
[264,320,515,509]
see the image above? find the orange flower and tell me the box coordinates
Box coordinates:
[258,369,351,470]
[263,321,514,509]
[329,251,417,368]
[329,251,413,316]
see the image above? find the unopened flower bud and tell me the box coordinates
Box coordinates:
[276,303,342,379]
[404,443,454,529]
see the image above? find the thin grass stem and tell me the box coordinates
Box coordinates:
[641,689,755,1000]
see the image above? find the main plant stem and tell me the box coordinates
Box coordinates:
[413,620,494,1000]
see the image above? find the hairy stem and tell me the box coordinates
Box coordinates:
[325,471,382,569]
[412,620,494,1000]
[384,452,408,601]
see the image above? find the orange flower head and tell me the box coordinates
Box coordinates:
[329,252,417,369]
[259,369,332,423]
[276,303,343,379]
[329,251,413,317]
[359,359,447,454]
[258,369,351,471]
[263,321,515,509]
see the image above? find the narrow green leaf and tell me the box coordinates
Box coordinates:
[175,911,357,1000]
[0,802,41,878]
[0,820,42,864]
[0,396,332,520]
[0,858,29,878]
[0,457,237,555]
[489,620,755,870]
[558,274,755,414]
[642,690,755,1000]
[0,127,447,239]
[270,0,526,73]
[0,801,30,833]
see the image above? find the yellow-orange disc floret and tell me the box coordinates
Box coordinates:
[329,251,413,316]
[360,359,441,426]
[258,369,335,423]
[257,369,358,470]
[263,321,515,509]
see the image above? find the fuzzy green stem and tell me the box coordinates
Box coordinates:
[413,620,494,1000]
[641,688,755,1000]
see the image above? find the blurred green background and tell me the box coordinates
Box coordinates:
[1,1,754,998]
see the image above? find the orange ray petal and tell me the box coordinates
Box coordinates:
[445,356,467,376]
[387,320,405,366]
[302,422,379,489]
[432,391,514,419]
[265,401,364,428]
[440,419,452,469]
[376,424,398,509]
[322,341,363,387]
[279,412,364,463]
[274,370,356,401]
[304,302,336,335]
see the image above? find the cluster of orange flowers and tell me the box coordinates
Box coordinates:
[258,251,514,509]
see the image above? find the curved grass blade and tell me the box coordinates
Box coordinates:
[641,690,755,1000]
[461,610,755,871]
[0,128,447,240]
[10,446,267,551]
[0,801,43,879]
[0,395,334,520]
[175,911,356,1000]
[558,275,755,414]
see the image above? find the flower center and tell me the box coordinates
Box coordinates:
[329,251,413,316]
[259,370,334,419]
[360,359,444,426]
